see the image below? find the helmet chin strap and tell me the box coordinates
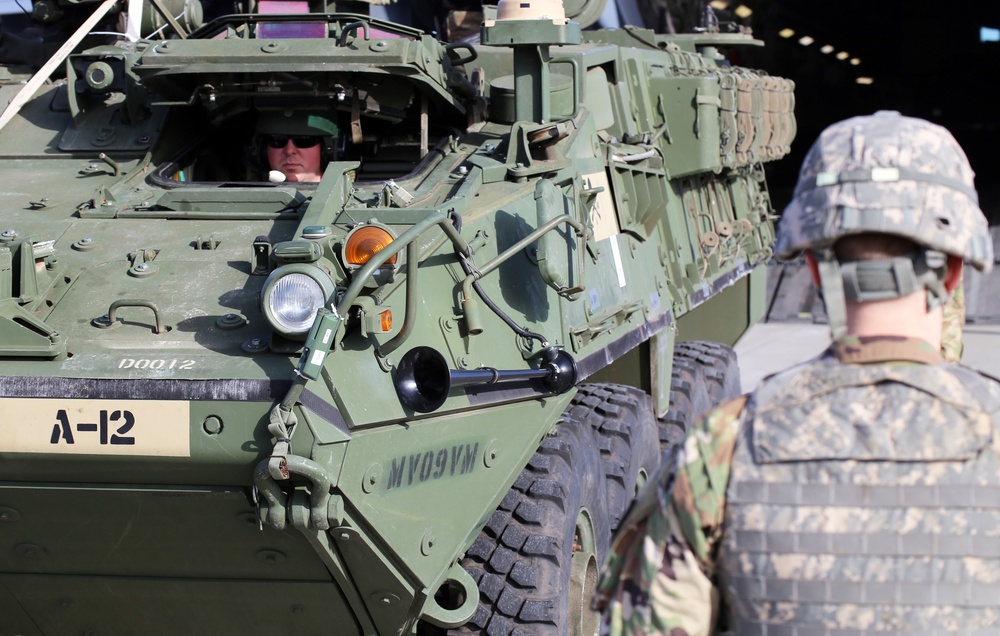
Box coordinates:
[812,248,950,340]
[814,252,849,340]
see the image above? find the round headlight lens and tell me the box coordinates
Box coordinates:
[267,273,326,334]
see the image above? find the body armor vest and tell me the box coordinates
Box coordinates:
[719,358,1000,634]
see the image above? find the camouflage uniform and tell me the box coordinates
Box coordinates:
[594,113,997,634]
[595,335,1000,635]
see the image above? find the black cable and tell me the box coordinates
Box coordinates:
[448,210,548,346]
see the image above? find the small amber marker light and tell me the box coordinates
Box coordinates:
[345,226,397,266]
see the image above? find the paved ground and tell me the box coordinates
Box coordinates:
[735,321,1000,394]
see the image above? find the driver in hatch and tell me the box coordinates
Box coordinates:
[255,110,339,183]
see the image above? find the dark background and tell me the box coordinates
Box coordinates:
[722,0,999,217]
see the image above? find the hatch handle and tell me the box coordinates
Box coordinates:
[104,299,168,334]
[338,20,370,47]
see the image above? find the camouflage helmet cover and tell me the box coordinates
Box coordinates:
[776,111,993,272]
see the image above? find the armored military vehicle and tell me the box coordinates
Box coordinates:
[0,0,794,632]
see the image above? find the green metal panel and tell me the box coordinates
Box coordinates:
[675,271,754,346]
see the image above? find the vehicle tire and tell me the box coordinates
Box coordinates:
[658,341,741,455]
[566,384,661,530]
[675,341,742,406]
[659,353,710,452]
[447,394,613,636]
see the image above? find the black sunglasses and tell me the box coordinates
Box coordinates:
[266,135,322,149]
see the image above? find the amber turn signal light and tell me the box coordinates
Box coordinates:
[344,226,397,267]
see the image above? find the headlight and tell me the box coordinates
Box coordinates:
[261,265,336,338]
[269,274,324,332]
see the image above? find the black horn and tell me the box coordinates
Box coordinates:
[395,346,578,413]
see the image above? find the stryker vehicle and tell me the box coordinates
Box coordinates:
[0,0,794,632]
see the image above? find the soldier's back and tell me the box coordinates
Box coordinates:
[720,351,1000,633]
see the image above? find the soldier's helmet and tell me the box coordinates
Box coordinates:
[255,110,339,138]
[775,110,993,272]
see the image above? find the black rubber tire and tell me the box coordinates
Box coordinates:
[674,341,742,406]
[659,354,710,452]
[438,355,734,635]
[448,392,613,636]
[658,341,741,455]
[567,384,661,531]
